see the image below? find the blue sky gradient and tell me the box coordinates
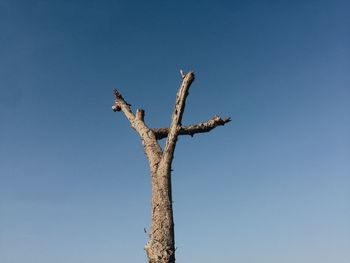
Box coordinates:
[1,0,349,262]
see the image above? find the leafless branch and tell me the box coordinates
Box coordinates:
[112,89,162,169]
[152,115,231,140]
[161,72,195,166]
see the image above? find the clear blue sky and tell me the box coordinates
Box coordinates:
[1,0,349,262]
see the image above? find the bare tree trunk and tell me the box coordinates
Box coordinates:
[112,71,230,263]
[145,167,175,263]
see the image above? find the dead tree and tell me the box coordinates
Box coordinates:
[112,71,230,263]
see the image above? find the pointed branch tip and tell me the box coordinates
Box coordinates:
[180,69,185,78]
[113,89,121,98]
[224,117,231,123]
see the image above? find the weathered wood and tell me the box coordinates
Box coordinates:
[161,72,195,168]
[112,89,162,171]
[112,71,230,263]
[152,115,231,140]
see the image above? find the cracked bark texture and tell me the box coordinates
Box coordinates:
[112,71,230,263]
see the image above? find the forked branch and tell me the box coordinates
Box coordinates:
[112,89,162,169]
[112,71,230,170]
[111,71,230,263]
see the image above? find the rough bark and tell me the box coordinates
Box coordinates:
[112,71,230,263]
[152,115,231,140]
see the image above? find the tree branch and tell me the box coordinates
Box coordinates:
[161,71,195,167]
[152,115,231,140]
[112,89,163,170]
